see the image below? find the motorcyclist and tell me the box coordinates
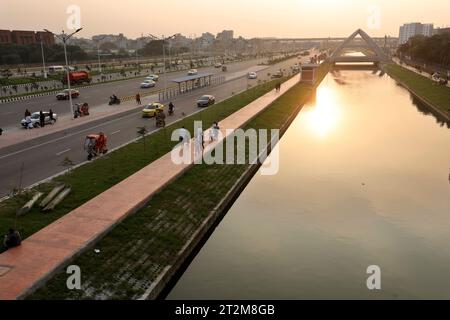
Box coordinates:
[110,94,119,103]
[168,102,175,115]
[156,110,166,127]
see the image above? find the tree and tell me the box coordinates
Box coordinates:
[398,34,450,68]
[137,126,148,151]
[138,40,166,56]
[100,42,118,51]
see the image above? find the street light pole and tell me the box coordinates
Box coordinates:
[162,35,167,96]
[45,28,83,119]
[97,43,102,75]
[40,40,47,79]
[149,34,176,99]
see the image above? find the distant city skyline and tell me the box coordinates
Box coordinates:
[1,0,449,39]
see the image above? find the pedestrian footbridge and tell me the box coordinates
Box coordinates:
[329,29,389,64]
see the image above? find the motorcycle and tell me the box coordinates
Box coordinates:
[74,103,90,118]
[109,97,121,105]
[84,133,108,161]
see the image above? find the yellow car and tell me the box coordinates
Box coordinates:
[142,103,165,118]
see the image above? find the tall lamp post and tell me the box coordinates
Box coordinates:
[45,28,83,119]
[148,34,176,98]
[40,40,47,79]
[95,35,107,79]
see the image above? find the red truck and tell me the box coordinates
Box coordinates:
[62,71,92,85]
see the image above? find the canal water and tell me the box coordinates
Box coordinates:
[167,68,450,299]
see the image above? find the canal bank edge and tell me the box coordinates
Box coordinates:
[382,63,450,122]
[141,64,331,300]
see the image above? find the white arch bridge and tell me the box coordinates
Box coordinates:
[329,29,390,64]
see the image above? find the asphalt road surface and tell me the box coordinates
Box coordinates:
[0,56,310,197]
[0,58,265,130]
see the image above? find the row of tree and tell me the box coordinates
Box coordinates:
[0,43,89,66]
[0,40,194,67]
[397,33,450,67]
[137,40,190,57]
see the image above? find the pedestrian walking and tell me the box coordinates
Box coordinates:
[39,110,45,128]
[136,93,141,105]
[195,127,204,156]
[49,109,55,122]
[276,82,282,92]
[179,126,189,144]
[210,122,220,141]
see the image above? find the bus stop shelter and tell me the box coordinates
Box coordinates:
[172,72,214,93]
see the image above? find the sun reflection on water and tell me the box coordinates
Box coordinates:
[303,85,341,138]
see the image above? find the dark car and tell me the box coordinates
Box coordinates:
[197,95,215,108]
[271,70,283,79]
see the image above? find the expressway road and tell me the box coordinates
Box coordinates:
[0,58,266,130]
[0,56,308,197]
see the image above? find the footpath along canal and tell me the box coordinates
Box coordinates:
[168,68,450,299]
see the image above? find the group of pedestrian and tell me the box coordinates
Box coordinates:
[24,108,55,129]
[178,121,221,155]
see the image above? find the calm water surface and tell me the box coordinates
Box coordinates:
[168,69,450,299]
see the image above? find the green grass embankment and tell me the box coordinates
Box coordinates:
[385,64,450,117]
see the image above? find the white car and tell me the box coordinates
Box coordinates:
[140,80,156,88]
[431,73,441,82]
[248,72,258,79]
[214,63,222,68]
[21,111,58,129]
[188,69,198,76]
[147,74,159,81]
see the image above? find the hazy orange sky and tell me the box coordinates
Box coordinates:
[1,0,449,39]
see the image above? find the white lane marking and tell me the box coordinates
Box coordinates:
[56,148,71,156]
[111,130,121,135]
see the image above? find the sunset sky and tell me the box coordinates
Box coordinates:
[1,0,449,39]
